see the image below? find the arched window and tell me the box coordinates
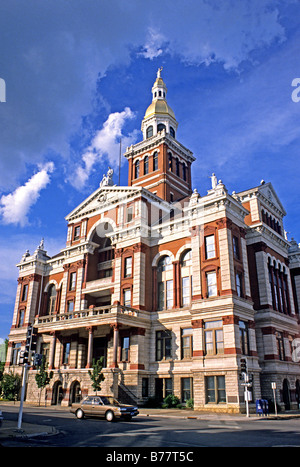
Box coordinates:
[157,256,173,310]
[180,250,192,306]
[182,164,187,181]
[153,152,158,171]
[144,155,149,175]
[157,123,166,133]
[170,127,175,138]
[135,160,140,179]
[146,126,153,138]
[176,158,180,177]
[47,284,57,315]
[168,153,173,171]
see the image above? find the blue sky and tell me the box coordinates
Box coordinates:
[0,0,300,341]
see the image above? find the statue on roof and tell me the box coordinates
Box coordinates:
[210,173,217,190]
[157,67,163,78]
[100,167,114,188]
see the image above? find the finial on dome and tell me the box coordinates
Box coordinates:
[157,67,163,78]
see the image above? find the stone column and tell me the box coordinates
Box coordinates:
[111,324,119,368]
[49,332,57,370]
[86,327,93,369]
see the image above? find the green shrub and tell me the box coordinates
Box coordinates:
[186,398,194,409]
[162,394,181,408]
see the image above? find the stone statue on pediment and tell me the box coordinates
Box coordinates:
[100,167,114,187]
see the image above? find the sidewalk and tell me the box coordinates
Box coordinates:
[1,402,300,442]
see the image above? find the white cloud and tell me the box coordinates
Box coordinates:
[71,107,138,189]
[140,28,166,60]
[0,162,55,226]
[0,0,290,192]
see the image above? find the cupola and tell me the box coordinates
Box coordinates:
[141,67,178,140]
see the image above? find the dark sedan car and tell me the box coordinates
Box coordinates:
[70,395,139,422]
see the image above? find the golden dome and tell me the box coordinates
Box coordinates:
[144,99,176,120]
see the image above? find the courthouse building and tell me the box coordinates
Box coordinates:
[5,69,300,412]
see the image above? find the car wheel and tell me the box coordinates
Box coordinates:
[105,410,114,422]
[76,408,84,419]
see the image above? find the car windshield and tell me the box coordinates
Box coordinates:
[101,396,120,406]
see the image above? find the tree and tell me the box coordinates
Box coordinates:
[88,357,105,394]
[35,355,54,406]
[0,372,21,401]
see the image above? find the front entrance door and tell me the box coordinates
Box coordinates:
[283,379,290,410]
[70,381,81,404]
[52,381,63,405]
[93,337,107,367]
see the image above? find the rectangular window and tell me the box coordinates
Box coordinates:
[181,377,193,403]
[182,276,191,306]
[206,271,217,297]
[123,288,131,307]
[142,378,149,398]
[155,378,172,401]
[181,328,193,359]
[121,336,130,361]
[204,320,224,355]
[239,320,249,355]
[158,282,164,311]
[18,309,25,328]
[156,330,172,361]
[205,235,216,259]
[73,225,80,240]
[12,343,21,365]
[153,152,158,171]
[124,257,132,278]
[21,284,28,302]
[127,206,134,223]
[166,280,173,309]
[205,375,226,404]
[40,343,50,366]
[69,272,76,291]
[276,331,285,360]
[233,235,240,259]
[63,342,71,365]
[103,268,113,278]
[236,272,243,297]
[67,300,74,312]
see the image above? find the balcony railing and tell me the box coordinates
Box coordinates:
[36,304,139,325]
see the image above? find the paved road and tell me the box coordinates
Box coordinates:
[1,405,300,448]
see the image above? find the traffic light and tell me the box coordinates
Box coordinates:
[31,328,38,353]
[19,325,39,365]
[240,357,248,374]
[18,350,26,365]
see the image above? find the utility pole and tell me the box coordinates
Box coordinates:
[17,324,38,430]
[17,363,29,430]
[271,382,278,417]
[118,138,122,186]
[240,357,251,417]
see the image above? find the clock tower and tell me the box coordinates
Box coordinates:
[124,68,195,202]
